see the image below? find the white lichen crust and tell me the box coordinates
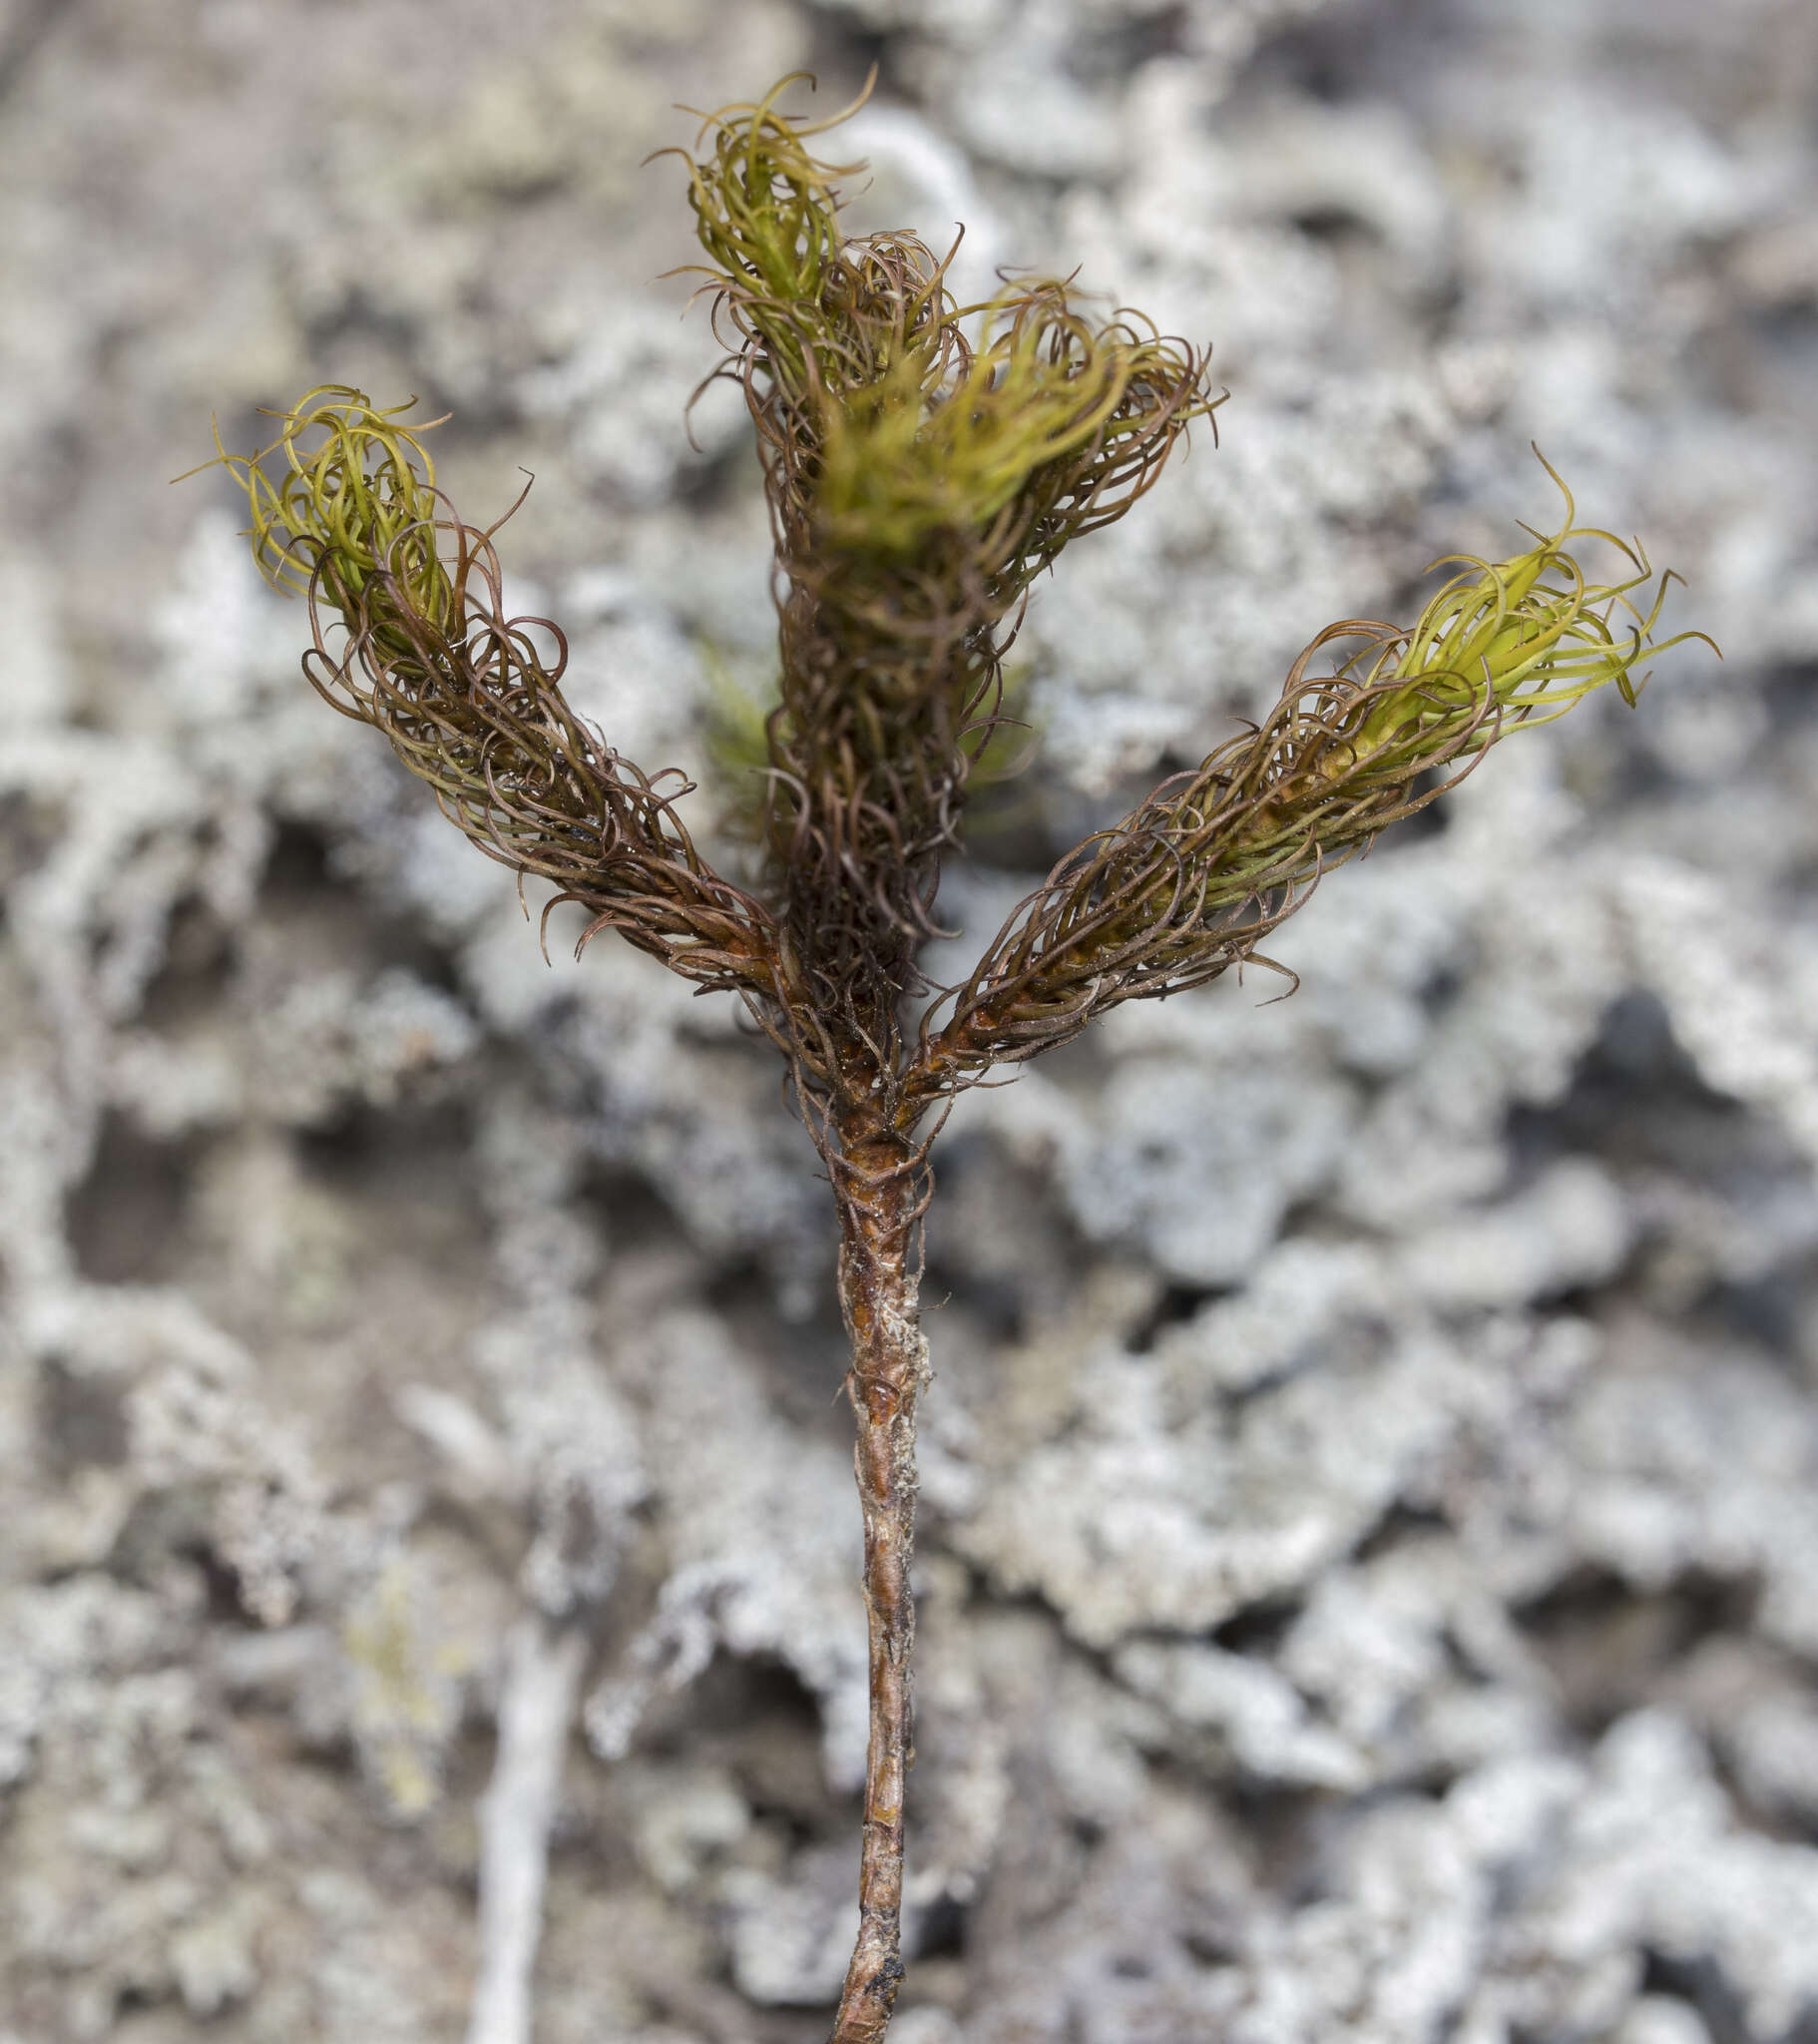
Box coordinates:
[4,0,1818,2039]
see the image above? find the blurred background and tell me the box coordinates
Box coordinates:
[3,0,1818,2039]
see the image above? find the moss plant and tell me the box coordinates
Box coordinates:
[196,76,1709,2043]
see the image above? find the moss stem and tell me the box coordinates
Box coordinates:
[829,1120,931,2044]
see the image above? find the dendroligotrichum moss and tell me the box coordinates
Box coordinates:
[195,72,1710,2044]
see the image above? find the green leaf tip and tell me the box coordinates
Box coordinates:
[1337,453,1719,779]
[185,385,456,633]
[812,295,1214,567]
[676,71,869,349]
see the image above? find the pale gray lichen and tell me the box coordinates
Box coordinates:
[5,0,1818,2039]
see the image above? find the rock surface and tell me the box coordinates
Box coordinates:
[3,0,1818,2038]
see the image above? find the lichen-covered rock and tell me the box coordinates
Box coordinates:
[4,0,1818,2038]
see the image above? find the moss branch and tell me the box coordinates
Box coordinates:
[912,477,1715,1099]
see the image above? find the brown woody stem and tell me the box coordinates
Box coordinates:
[829,1122,931,2044]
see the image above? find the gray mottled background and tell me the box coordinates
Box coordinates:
[4,0,1818,2039]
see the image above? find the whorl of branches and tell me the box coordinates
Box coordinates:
[196,85,1706,1145]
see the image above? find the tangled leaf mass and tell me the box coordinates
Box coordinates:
[199,76,1709,1137]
